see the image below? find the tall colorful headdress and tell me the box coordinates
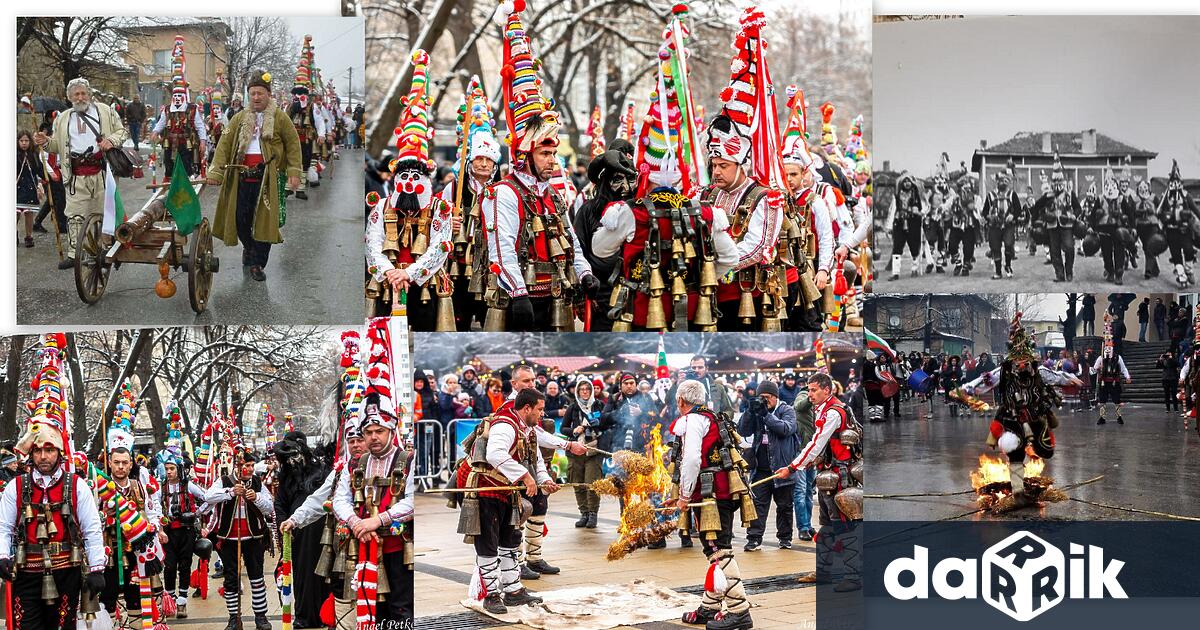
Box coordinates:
[390,49,436,173]
[619,99,637,142]
[781,85,816,175]
[1007,312,1038,362]
[456,75,500,165]
[818,102,838,158]
[1102,312,1114,359]
[587,105,606,159]
[15,334,71,457]
[495,0,561,167]
[362,318,398,433]
[263,403,278,452]
[107,380,137,454]
[169,35,189,112]
[713,5,784,190]
[293,35,314,95]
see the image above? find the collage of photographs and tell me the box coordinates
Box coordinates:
[3,3,1197,630]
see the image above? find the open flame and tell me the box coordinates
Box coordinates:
[970,452,1045,492]
[593,425,677,560]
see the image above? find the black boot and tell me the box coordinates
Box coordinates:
[483,592,507,614]
[1117,414,1124,425]
[504,587,544,606]
[575,511,589,528]
[586,511,598,529]
[255,614,271,630]
[526,558,560,575]
[520,563,540,580]
[681,606,720,626]
[706,609,754,630]
[223,615,242,630]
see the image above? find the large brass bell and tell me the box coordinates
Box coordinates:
[671,273,687,300]
[530,215,545,234]
[550,296,568,329]
[548,235,565,259]
[684,240,697,259]
[411,230,429,256]
[692,295,716,328]
[435,293,457,331]
[483,306,506,331]
[699,259,718,289]
[42,568,58,602]
[646,295,667,331]
[737,290,756,322]
[815,469,840,492]
[648,266,666,293]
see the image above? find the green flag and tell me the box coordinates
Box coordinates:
[164,153,201,235]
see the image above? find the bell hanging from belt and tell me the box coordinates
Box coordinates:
[447,260,461,278]
[698,501,721,533]
[699,258,718,289]
[761,295,782,332]
[419,284,433,305]
[523,263,539,287]
[671,239,685,257]
[457,494,482,537]
[411,230,429,256]
[452,223,469,246]
[435,290,457,332]
[69,543,83,565]
[314,542,334,578]
[530,214,546,234]
[684,240,697,259]
[692,294,716,329]
[550,296,569,330]
[548,235,565,259]
[671,275,688,300]
[483,306,507,331]
[42,568,59,602]
[35,517,49,543]
[737,289,756,323]
[376,554,390,595]
[646,294,667,331]
[739,489,759,525]
[648,266,666,293]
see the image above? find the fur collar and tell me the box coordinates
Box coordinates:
[235,102,278,159]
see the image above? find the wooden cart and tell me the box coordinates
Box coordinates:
[74,180,219,313]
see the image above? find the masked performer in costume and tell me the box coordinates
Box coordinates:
[1030,155,1082,283]
[1094,313,1132,425]
[1159,160,1199,288]
[272,430,333,628]
[151,36,208,179]
[155,444,207,618]
[481,1,598,331]
[983,165,1021,280]
[574,140,638,332]
[889,172,923,280]
[365,50,455,328]
[289,35,325,200]
[955,313,1080,511]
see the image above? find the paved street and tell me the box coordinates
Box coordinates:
[866,396,1200,521]
[875,231,1191,294]
[416,491,813,629]
[15,148,364,326]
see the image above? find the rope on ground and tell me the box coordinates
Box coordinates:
[865,507,988,546]
[1068,498,1200,522]
[866,474,1106,500]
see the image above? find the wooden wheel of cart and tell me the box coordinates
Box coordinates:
[74,214,111,304]
[187,218,215,313]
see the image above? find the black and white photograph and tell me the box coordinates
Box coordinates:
[872,16,1200,293]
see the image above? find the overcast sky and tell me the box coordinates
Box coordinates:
[281,17,364,98]
[874,16,1200,177]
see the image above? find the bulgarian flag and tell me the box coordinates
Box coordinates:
[865,327,896,359]
[653,332,672,400]
[101,167,126,235]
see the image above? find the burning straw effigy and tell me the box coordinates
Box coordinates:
[590,428,678,561]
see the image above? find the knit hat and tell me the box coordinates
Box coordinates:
[458,75,500,164]
[1006,312,1037,362]
[293,34,314,95]
[587,105,606,159]
[757,380,779,398]
[390,49,436,174]
[169,35,189,113]
[496,0,560,167]
[636,71,686,191]
[14,334,71,456]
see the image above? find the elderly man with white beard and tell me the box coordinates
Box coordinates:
[34,77,129,269]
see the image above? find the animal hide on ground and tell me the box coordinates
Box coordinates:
[463,579,698,630]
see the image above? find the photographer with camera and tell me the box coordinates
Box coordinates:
[666,356,735,420]
[737,381,800,551]
[601,372,659,452]
[155,447,209,618]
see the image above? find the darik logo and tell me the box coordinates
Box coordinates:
[884,530,1128,622]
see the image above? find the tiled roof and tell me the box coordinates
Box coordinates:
[978,131,1154,157]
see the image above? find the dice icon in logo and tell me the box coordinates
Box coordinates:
[982,531,1064,621]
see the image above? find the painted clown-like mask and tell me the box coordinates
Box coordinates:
[294,94,309,109]
[212,105,222,118]
[1051,174,1066,194]
[1138,181,1152,199]
[1103,177,1119,200]
[392,168,432,212]
[170,92,186,111]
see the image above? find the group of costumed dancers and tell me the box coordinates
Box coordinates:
[0,323,415,630]
[365,1,872,333]
[887,151,1198,287]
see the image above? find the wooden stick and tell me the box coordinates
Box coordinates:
[749,475,783,489]
[1068,497,1200,522]
[655,500,715,512]
[421,482,592,494]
